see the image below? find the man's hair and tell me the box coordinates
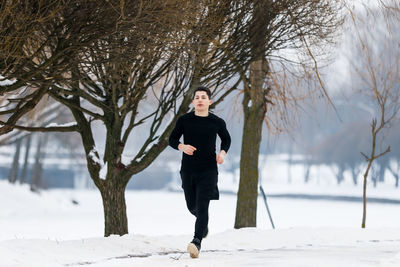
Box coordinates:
[193,86,211,99]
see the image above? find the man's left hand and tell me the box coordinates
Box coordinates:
[216,150,226,164]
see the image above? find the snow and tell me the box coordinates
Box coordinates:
[45,122,78,128]
[1,181,400,266]
[121,153,133,166]
[2,228,400,267]
[99,161,107,180]
[88,147,102,166]
[0,76,17,86]
[88,147,106,179]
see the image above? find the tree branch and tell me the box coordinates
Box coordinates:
[0,121,78,132]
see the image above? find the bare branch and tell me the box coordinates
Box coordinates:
[374,146,391,159]
[0,121,78,132]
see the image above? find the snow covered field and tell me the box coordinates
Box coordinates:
[1,181,400,266]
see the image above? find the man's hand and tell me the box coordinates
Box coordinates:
[178,143,197,155]
[216,150,226,164]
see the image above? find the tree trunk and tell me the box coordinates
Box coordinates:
[234,59,267,229]
[362,162,372,228]
[378,160,387,182]
[100,180,128,237]
[351,167,358,185]
[304,162,311,183]
[20,134,32,184]
[30,133,47,192]
[387,164,399,188]
[8,138,22,184]
[371,165,379,188]
[287,144,293,184]
[335,164,345,184]
[372,173,377,188]
[362,131,376,228]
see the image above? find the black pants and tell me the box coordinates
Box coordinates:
[180,170,218,240]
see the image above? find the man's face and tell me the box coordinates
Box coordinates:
[192,91,212,112]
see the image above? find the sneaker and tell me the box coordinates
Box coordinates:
[202,227,209,238]
[187,237,201,258]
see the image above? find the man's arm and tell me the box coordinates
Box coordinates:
[218,119,231,153]
[217,119,231,164]
[169,116,197,155]
[169,117,183,150]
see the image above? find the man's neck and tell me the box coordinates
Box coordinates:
[194,110,209,117]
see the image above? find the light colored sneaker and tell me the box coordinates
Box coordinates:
[187,238,201,258]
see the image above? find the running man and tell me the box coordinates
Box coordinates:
[169,86,231,258]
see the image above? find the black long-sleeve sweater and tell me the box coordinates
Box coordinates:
[169,111,231,172]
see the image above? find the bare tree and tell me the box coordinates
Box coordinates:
[233,0,344,228]
[0,1,256,236]
[312,122,369,185]
[1,93,69,188]
[386,124,400,187]
[53,1,250,237]
[1,97,67,187]
[348,3,400,228]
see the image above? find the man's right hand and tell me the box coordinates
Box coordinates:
[178,144,197,155]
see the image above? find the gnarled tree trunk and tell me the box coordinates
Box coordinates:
[99,179,129,237]
[234,59,268,228]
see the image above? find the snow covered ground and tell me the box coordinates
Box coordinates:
[2,228,400,267]
[1,180,400,266]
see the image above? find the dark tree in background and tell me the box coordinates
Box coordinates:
[311,122,369,185]
[233,0,344,228]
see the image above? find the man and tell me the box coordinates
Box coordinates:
[169,86,231,258]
